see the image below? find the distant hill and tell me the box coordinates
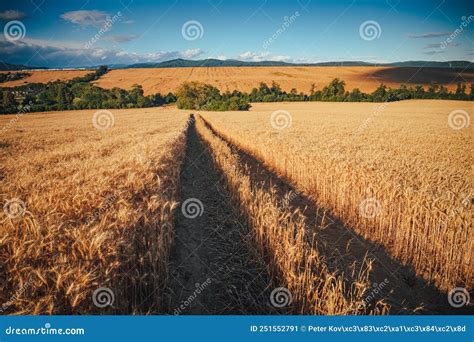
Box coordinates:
[0,62,48,71]
[126,58,473,69]
[1,59,472,71]
[127,58,294,68]
[385,60,472,68]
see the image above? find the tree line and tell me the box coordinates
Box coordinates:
[175,78,473,111]
[176,82,250,111]
[1,66,472,114]
[0,71,31,83]
[0,66,176,114]
[245,78,473,103]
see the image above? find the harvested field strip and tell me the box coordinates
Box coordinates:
[165,116,276,315]
[0,108,188,314]
[199,116,459,314]
[195,116,384,315]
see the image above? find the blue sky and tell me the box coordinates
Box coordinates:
[0,0,472,67]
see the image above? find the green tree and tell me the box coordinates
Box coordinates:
[2,91,18,112]
[321,78,345,100]
[371,84,387,102]
[413,85,425,99]
[454,83,467,100]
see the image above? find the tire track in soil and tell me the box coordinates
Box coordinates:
[165,116,279,315]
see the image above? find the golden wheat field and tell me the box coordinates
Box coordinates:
[0,69,92,87]
[2,66,472,96]
[90,66,473,95]
[0,107,188,314]
[199,100,473,293]
[0,100,472,315]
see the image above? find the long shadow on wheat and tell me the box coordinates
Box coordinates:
[164,115,282,315]
[200,116,466,315]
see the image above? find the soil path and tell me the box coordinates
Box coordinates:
[166,116,276,314]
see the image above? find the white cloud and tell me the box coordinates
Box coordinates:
[423,42,460,49]
[179,48,203,59]
[408,32,451,39]
[0,10,27,20]
[104,35,138,43]
[0,37,204,67]
[60,10,110,27]
[422,50,445,55]
[238,51,291,62]
[209,55,227,60]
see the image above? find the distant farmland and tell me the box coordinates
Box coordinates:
[91,66,474,95]
[2,66,472,96]
[0,69,91,87]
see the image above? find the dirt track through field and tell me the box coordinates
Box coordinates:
[200,116,468,315]
[165,113,471,315]
[165,116,276,314]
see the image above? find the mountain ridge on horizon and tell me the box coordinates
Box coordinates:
[1,58,472,71]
